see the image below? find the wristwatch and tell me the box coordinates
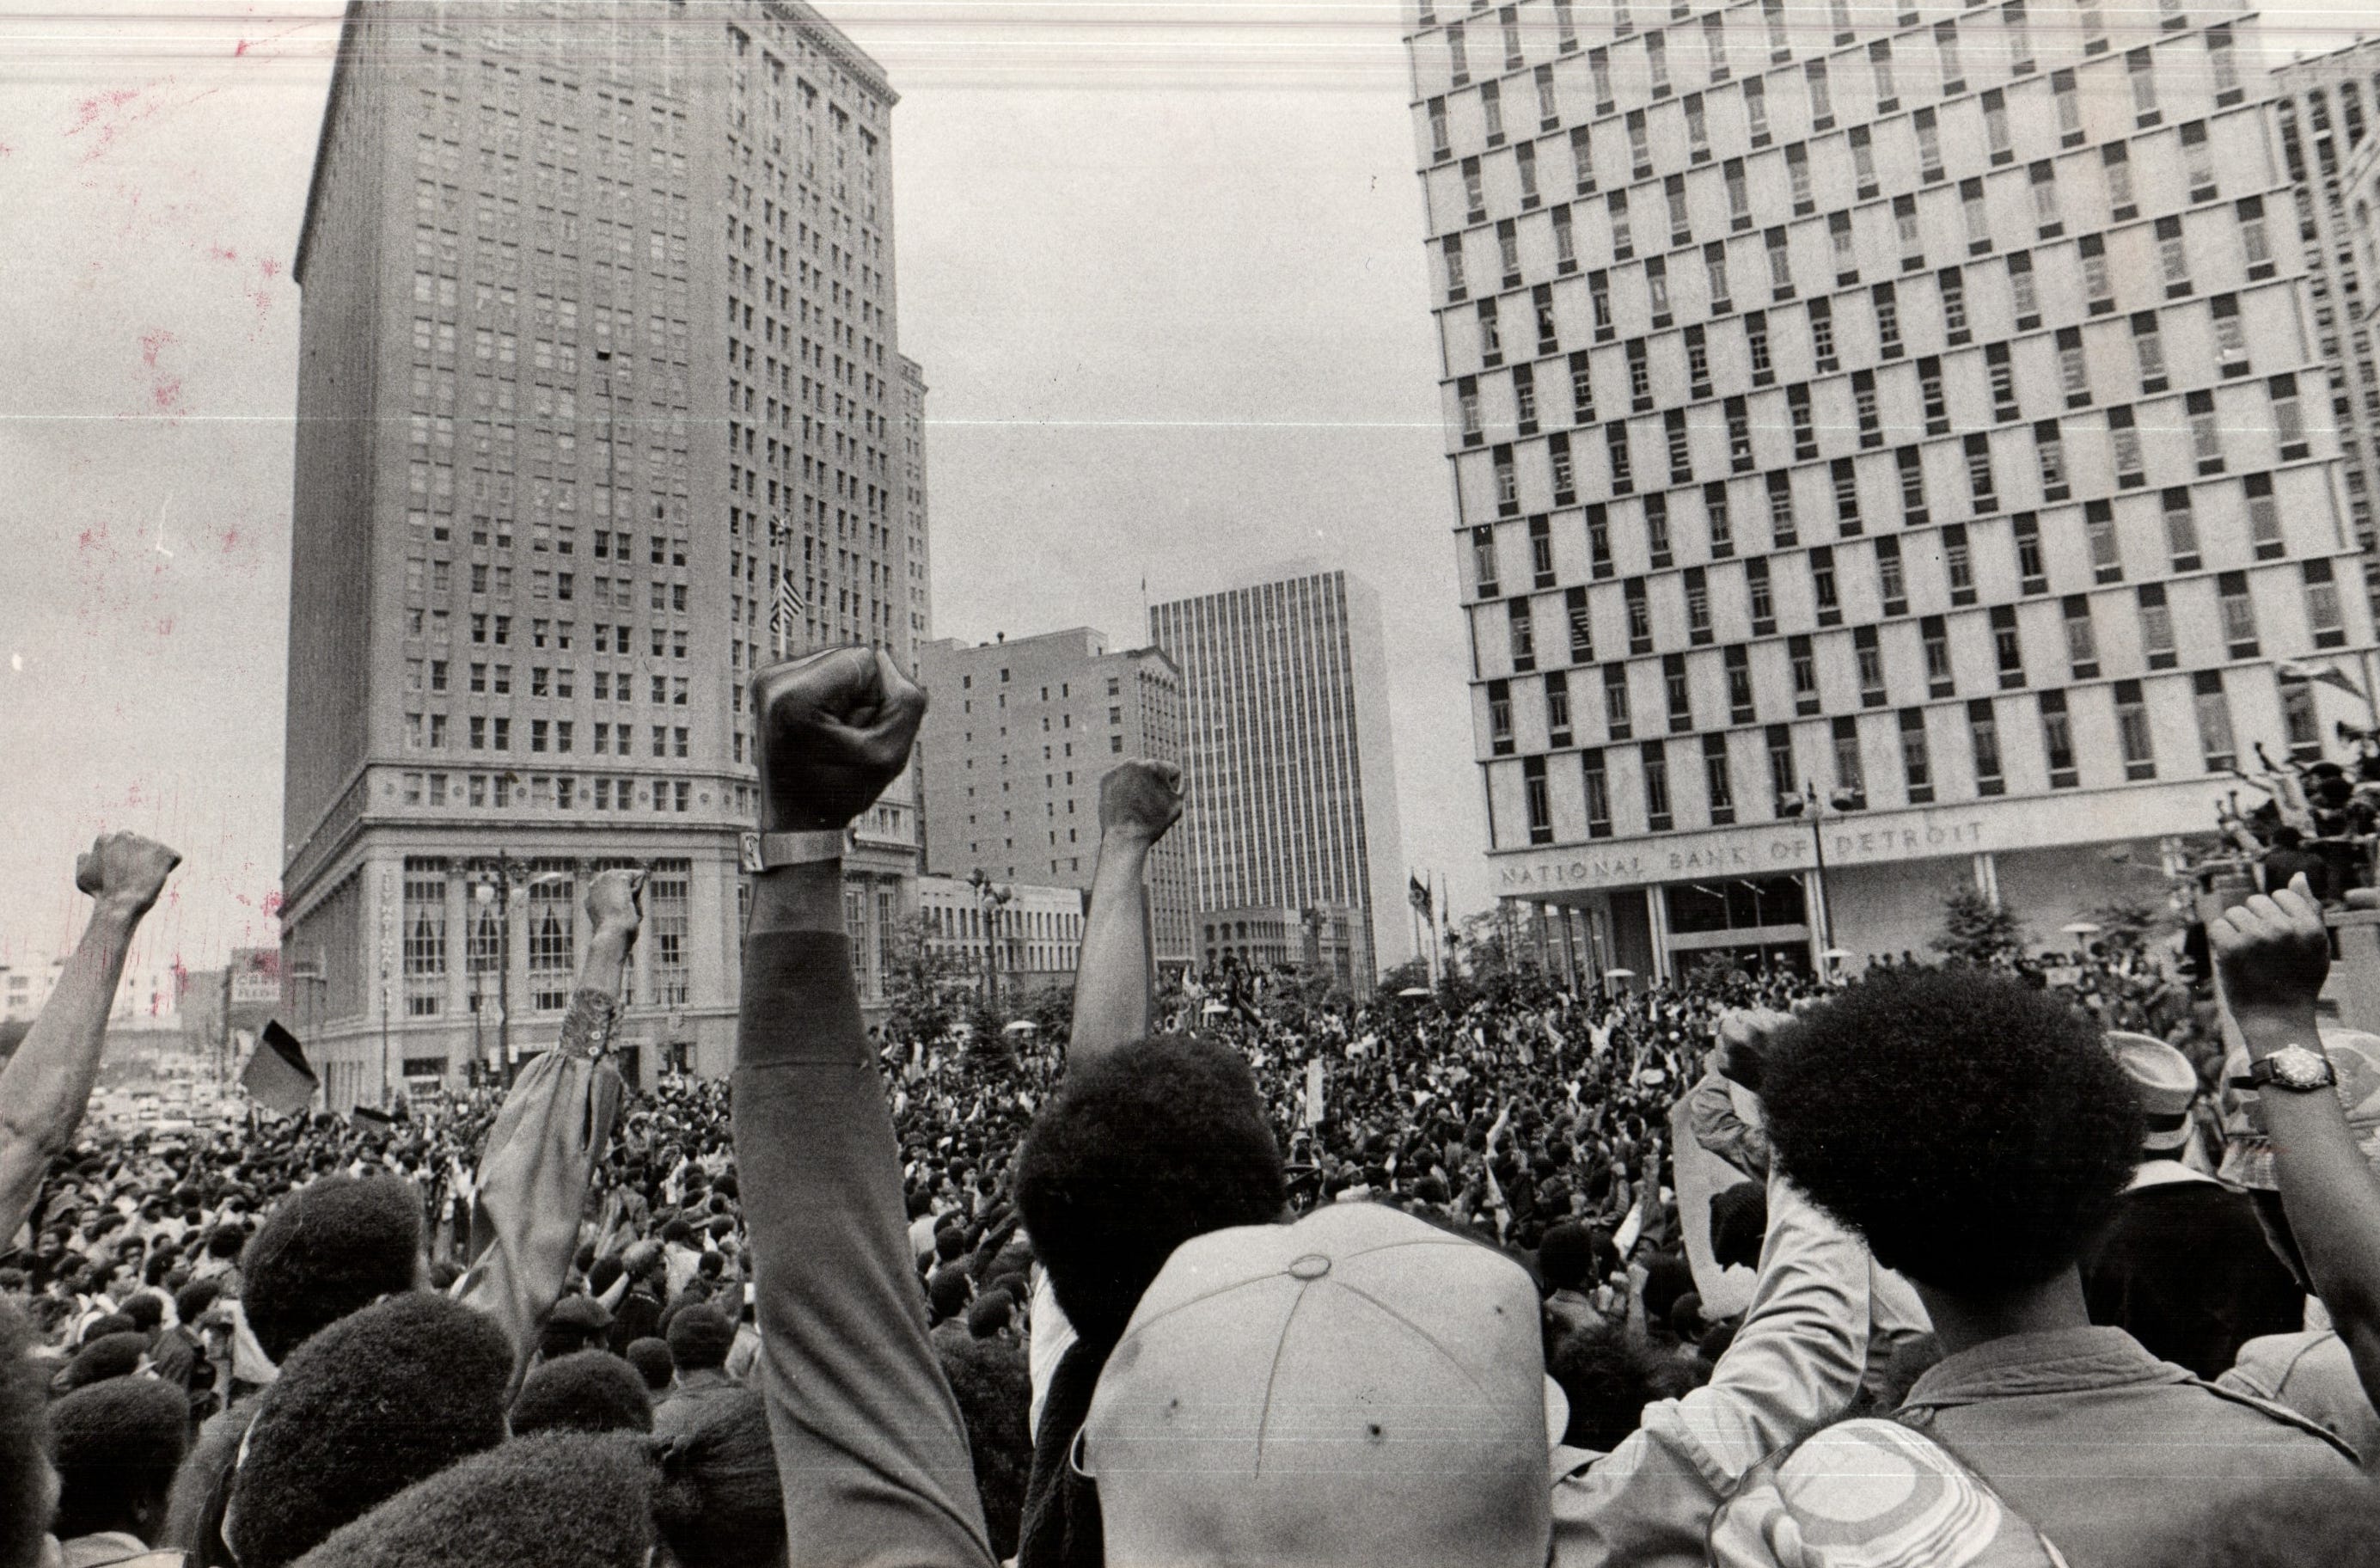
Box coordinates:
[737,829,848,873]
[2248,1044,2340,1093]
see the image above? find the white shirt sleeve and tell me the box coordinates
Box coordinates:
[1027,1265,1078,1443]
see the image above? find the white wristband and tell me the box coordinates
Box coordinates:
[740,829,847,872]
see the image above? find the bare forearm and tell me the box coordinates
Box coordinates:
[2244,1009,2380,1351]
[1068,831,1154,1073]
[0,900,144,1237]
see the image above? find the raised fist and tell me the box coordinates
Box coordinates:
[1714,1007,1795,1093]
[74,831,181,920]
[1100,759,1184,845]
[2212,873,2330,1024]
[750,646,927,834]
[585,867,645,940]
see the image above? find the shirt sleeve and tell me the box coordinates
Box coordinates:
[732,930,995,1568]
[1026,1265,1079,1444]
[456,988,624,1388]
[1551,1172,1870,1567]
[1685,1073,1770,1180]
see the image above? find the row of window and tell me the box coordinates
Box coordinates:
[1471,470,2321,635]
[1502,669,2275,848]
[1472,375,2310,539]
[1480,562,2346,753]
[394,771,701,813]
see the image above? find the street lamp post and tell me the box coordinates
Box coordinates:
[967,868,1013,1014]
[1777,782,1865,977]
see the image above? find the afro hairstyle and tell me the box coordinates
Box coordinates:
[1013,1032,1287,1345]
[511,1350,654,1436]
[47,1375,191,1539]
[228,1291,513,1568]
[1708,1181,1770,1272]
[624,1336,676,1393]
[650,1388,787,1568]
[240,1174,424,1363]
[62,1332,149,1390]
[1536,1222,1610,1293]
[0,1301,52,1568]
[1548,1321,1708,1452]
[289,1431,657,1568]
[664,1304,733,1372]
[938,1335,1033,1564]
[1759,965,2139,1297]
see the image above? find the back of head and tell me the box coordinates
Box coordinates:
[291,1432,657,1568]
[174,1277,223,1326]
[938,1335,1032,1563]
[625,1337,676,1393]
[48,1375,191,1540]
[1084,1203,1551,1568]
[665,1304,733,1373]
[651,1388,786,1568]
[229,1291,513,1568]
[0,1301,52,1568]
[1759,967,2138,1297]
[1536,1222,1596,1292]
[121,1293,167,1334]
[241,1174,425,1363]
[966,1291,1013,1339]
[511,1351,653,1436]
[927,1266,972,1325]
[1550,1321,1706,1452]
[64,1332,149,1390]
[1016,1032,1288,1345]
[1709,1183,1770,1272]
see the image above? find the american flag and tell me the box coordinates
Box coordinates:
[770,569,805,638]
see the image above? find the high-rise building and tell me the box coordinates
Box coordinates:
[279,0,922,1108]
[1149,566,1409,982]
[915,629,1195,969]
[1408,0,2375,983]
[2272,44,2380,593]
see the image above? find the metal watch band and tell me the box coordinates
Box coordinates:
[739,829,847,872]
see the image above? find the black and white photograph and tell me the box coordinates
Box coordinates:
[10,0,2380,1561]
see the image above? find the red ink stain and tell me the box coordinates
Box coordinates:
[208,244,238,263]
[233,39,251,56]
[257,257,280,279]
[139,328,175,366]
[151,377,182,411]
[220,527,242,553]
[154,617,174,637]
[260,891,284,917]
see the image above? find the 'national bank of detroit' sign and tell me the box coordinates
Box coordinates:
[1492,782,2219,897]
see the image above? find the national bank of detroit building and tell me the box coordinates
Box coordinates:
[1405,0,2380,979]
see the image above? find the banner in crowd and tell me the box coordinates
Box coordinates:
[241,1020,318,1117]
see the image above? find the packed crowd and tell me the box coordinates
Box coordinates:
[11,646,2380,1566]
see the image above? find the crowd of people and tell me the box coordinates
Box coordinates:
[11,646,2380,1565]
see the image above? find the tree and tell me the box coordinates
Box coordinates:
[883,916,964,1047]
[1932,886,2028,967]
[1375,959,1432,1005]
[2083,897,2166,961]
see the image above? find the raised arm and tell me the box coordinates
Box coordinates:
[1065,760,1183,1075]
[2212,874,2380,1411]
[731,646,994,1568]
[456,868,637,1380]
[0,831,179,1244]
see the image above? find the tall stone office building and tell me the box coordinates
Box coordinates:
[1149,567,1411,983]
[1409,0,2377,982]
[279,0,924,1106]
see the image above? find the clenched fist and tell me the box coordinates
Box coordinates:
[1100,759,1184,846]
[750,646,926,834]
[74,831,181,921]
[585,867,645,941]
[2212,873,2330,1032]
[1714,1007,1795,1093]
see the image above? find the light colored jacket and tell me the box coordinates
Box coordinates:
[2219,1327,2380,1457]
[1551,1171,1871,1567]
[1900,1325,2358,1566]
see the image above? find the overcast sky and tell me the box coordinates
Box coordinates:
[0,0,2370,981]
